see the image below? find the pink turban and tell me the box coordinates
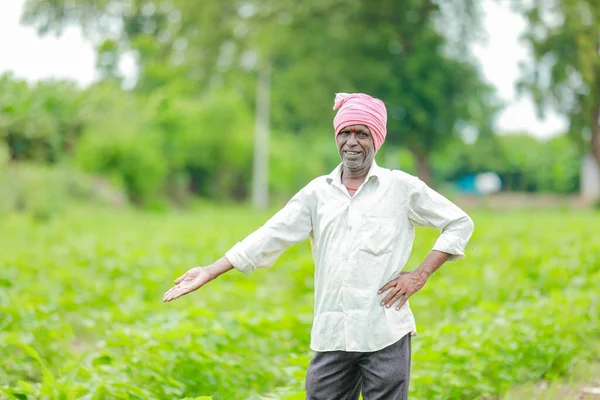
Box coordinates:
[333,92,388,152]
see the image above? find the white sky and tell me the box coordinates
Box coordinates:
[0,0,568,139]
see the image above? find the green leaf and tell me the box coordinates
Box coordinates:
[6,341,57,397]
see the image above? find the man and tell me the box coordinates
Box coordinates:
[163,92,474,399]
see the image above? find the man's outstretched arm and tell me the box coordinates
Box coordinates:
[162,256,233,302]
[162,185,314,303]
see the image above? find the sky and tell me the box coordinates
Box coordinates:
[0,0,568,139]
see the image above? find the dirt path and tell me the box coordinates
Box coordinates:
[503,364,600,400]
[454,192,596,211]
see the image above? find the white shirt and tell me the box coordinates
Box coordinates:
[225,161,474,352]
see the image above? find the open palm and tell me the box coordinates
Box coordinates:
[162,267,211,302]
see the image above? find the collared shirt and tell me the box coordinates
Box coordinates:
[225,161,474,352]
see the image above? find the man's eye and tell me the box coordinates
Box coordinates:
[359,133,368,138]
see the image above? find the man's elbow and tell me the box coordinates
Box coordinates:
[463,215,475,238]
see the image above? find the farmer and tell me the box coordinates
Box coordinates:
[163,92,474,400]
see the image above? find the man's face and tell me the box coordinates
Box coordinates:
[336,124,375,170]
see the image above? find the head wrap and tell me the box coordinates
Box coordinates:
[333,92,388,152]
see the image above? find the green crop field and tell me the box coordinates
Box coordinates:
[1,206,599,400]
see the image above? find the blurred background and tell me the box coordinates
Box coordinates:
[1,0,598,213]
[1,1,599,399]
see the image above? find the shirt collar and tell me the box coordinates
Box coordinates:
[326,160,382,186]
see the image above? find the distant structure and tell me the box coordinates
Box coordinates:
[475,172,502,195]
[457,172,502,195]
[581,154,600,200]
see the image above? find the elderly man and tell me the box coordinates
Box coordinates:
[163,92,474,400]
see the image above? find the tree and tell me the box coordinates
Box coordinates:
[0,73,86,163]
[21,0,496,187]
[516,0,600,179]
[263,0,497,184]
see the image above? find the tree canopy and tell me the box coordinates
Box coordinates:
[20,0,498,186]
[516,0,600,168]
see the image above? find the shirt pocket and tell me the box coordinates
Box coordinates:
[358,216,396,256]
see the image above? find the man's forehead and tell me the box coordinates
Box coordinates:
[340,124,371,133]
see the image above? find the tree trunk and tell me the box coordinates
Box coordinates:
[591,106,600,168]
[412,149,434,187]
[383,146,400,170]
[252,58,271,210]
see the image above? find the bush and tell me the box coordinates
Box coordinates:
[0,73,86,163]
[269,132,339,202]
[0,163,126,219]
[149,90,255,201]
[73,84,168,208]
[431,134,583,193]
[75,127,167,208]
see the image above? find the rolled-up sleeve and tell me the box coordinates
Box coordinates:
[407,178,474,261]
[225,187,313,275]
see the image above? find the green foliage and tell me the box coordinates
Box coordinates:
[516,0,600,169]
[0,163,125,219]
[499,134,581,193]
[70,82,165,207]
[7,0,589,206]
[0,72,349,206]
[96,39,121,81]
[268,132,339,202]
[0,207,598,399]
[262,0,498,183]
[150,91,255,200]
[388,147,417,176]
[431,133,583,193]
[20,0,497,186]
[75,124,167,208]
[0,73,86,163]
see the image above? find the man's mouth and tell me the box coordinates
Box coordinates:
[344,151,361,155]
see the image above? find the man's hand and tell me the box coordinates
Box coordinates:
[162,257,234,303]
[162,267,212,302]
[379,250,451,310]
[378,270,428,310]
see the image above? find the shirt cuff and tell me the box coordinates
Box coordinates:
[432,233,467,261]
[225,242,256,276]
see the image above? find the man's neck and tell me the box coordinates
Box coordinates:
[341,164,370,187]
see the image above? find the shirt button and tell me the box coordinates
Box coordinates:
[344,255,349,260]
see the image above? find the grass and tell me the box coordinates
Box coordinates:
[0,205,599,399]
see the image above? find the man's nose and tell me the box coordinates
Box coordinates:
[346,134,358,145]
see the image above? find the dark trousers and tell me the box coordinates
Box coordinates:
[305,334,411,400]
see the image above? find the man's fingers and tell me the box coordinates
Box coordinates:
[395,295,410,310]
[378,280,397,294]
[163,287,185,302]
[162,287,177,302]
[174,272,187,285]
[163,285,186,302]
[163,280,201,302]
[381,286,401,306]
[163,286,176,298]
[167,289,184,302]
[384,290,405,308]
